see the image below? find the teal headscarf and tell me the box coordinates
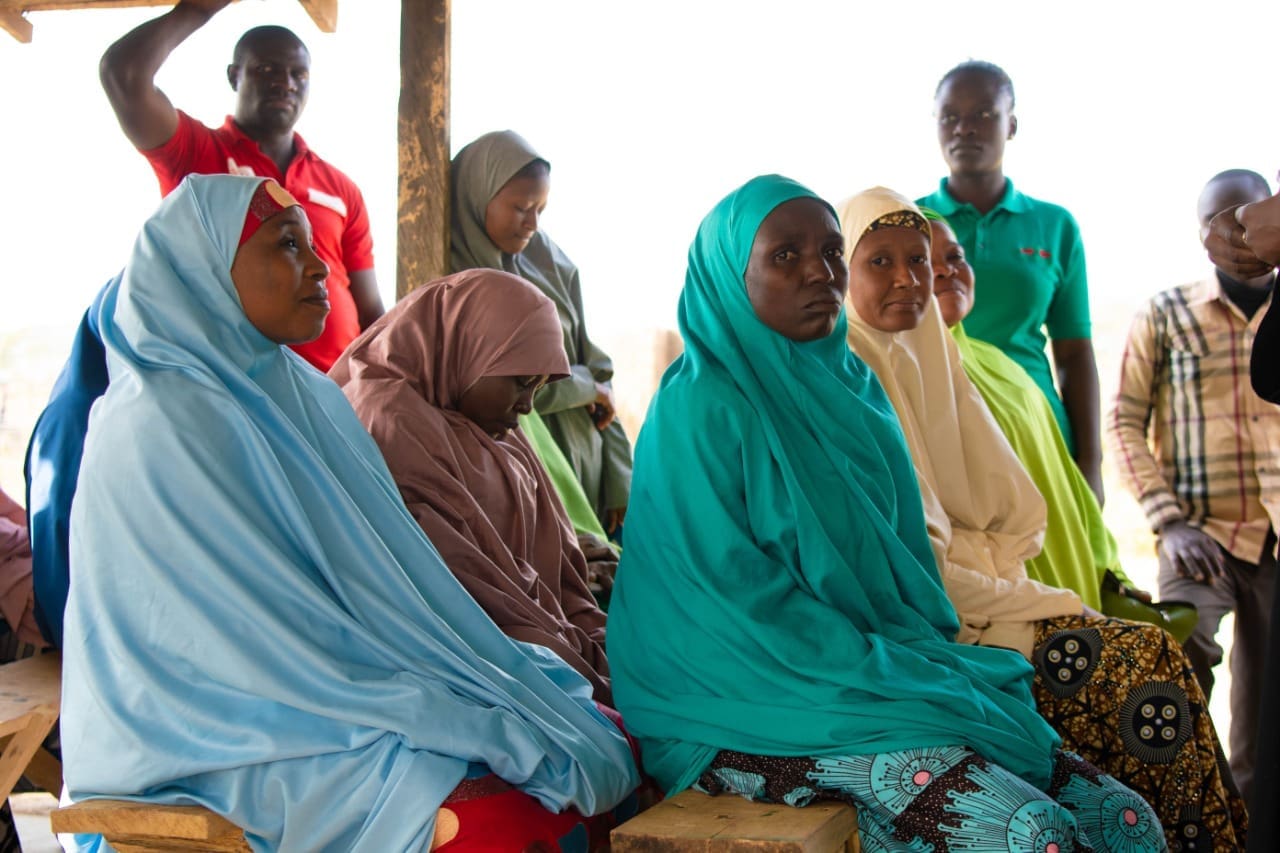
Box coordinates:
[62,175,637,851]
[608,175,1060,795]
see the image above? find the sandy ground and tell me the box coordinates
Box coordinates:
[11,792,60,853]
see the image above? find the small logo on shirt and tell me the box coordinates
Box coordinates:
[307,188,348,217]
[225,157,257,178]
[1020,247,1052,260]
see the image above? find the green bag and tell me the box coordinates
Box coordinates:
[1099,571,1198,644]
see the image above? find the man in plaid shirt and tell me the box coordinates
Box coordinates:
[1108,169,1280,805]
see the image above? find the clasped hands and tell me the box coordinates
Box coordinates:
[1204,193,1280,277]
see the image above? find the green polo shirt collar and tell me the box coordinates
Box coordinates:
[928,177,1033,217]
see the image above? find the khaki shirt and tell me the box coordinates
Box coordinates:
[1108,276,1280,563]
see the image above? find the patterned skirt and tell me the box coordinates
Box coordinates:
[1032,615,1247,851]
[695,746,1164,852]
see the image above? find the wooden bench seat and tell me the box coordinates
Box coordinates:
[50,800,251,852]
[0,651,62,800]
[49,779,860,852]
[612,789,860,852]
[50,798,468,850]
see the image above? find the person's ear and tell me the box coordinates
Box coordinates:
[1008,114,1018,141]
[227,64,240,91]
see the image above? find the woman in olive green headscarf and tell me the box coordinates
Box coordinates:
[450,131,631,545]
[609,174,1163,853]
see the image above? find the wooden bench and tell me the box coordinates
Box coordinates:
[50,799,465,850]
[0,651,62,800]
[49,776,858,852]
[612,789,860,852]
[51,800,251,852]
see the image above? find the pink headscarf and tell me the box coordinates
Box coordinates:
[0,487,42,647]
[331,270,612,703]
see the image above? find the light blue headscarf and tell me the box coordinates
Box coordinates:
[61,174,637,852]
[608,175,1060,796]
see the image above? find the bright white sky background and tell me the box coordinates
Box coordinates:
[4,0,1280,342]
[1,0,1277,745]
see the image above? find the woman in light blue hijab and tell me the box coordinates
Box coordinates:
[607,175,1163,852]
[61,174,637,852]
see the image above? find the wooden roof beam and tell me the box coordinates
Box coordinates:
[296,0,335,33]
[0,0,338,42]
[0,8,32,42]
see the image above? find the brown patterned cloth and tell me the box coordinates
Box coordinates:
[1032,614,1248,851]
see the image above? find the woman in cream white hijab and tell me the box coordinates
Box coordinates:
[841,186,1247,851]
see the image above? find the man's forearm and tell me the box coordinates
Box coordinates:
[100,1,226,148]
[1056,341,1103,500]
[101,3,213,96]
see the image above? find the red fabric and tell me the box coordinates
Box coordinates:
[434,707,639,851]
[436,778,615,852]
[141,112,375,371]
[237,181,293,247]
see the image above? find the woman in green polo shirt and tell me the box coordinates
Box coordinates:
[919,60,1104,505]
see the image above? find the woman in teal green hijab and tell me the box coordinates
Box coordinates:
[608,175,1162,852]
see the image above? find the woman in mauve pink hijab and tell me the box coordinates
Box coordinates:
[0,486,42,652]
[331,269,612,705]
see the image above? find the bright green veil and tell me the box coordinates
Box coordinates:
[951,327,1124,608]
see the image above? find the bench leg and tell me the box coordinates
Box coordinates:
[23,745,62,796]
[0,708,59,800]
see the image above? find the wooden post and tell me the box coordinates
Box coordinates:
[397,0,450,300]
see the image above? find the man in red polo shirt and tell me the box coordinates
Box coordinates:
[100,0,383,371]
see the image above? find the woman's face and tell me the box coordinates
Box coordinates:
[458,374,549,438]
[230,206,331,344]
[847,225,932,333]
[934,69,1015,177]
[484,165,551,255]
[928,220,975,327]
[744,197,848,342]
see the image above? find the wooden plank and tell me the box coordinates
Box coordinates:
[0,652,60,738]
[51,800,244,843]
[0,1,338,40]
[104,836,250,852]
[21,744,62,795]
[0,8,32,40]
[296,0,335,32]
[0,707,58,800]
[612,790,858,852]
[396,0,450,299]
[102,835,249,845]
[0,0,171,10]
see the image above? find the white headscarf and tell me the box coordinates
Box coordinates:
[840,187,1079,657]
